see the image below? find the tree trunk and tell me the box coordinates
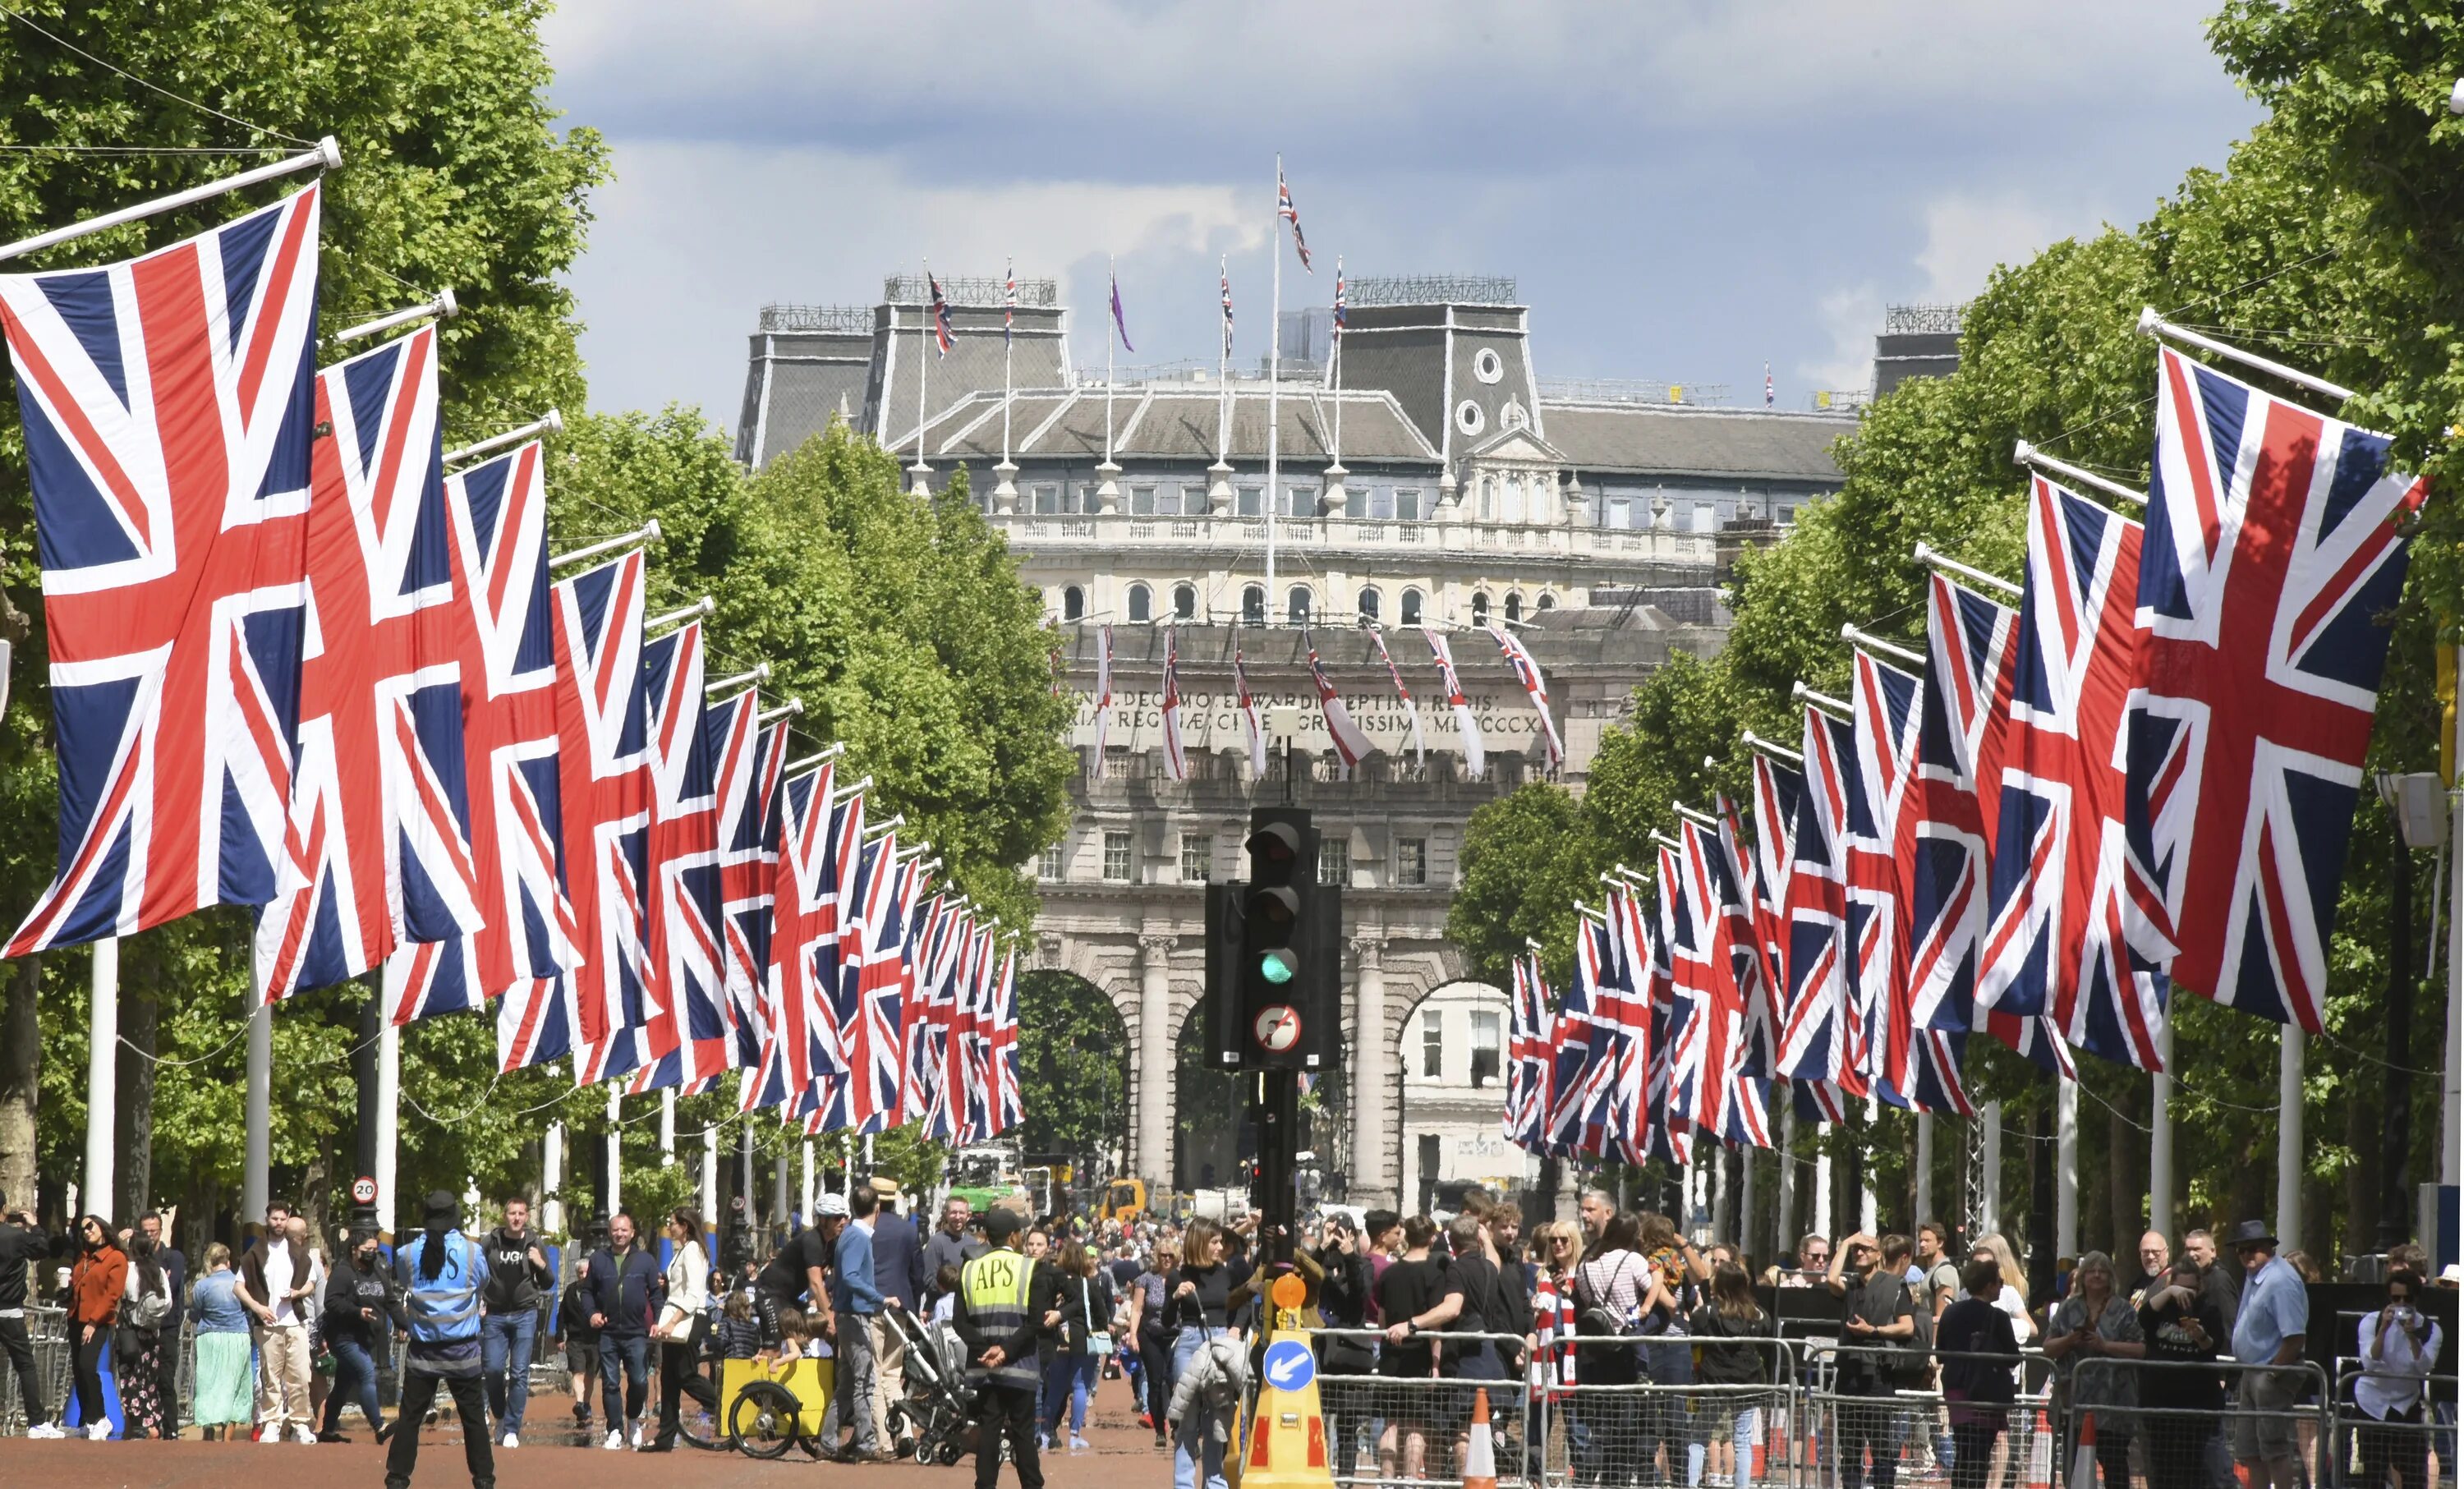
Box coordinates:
[114,958,157,1223]
[2108,1078,2146,1255]
[0,955,36,1217]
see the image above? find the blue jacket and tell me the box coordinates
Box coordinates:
[396,1231,490,1375]
[871,1210,927,1309]
[834,1222,884,1315]
[585,1243,664,1339]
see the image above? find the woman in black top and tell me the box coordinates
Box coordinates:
[1694,1260,1777,1487]
[1376,1216,1464,1484]
[2136,1258,2227,1489]
[1938,1260,2022,1489]
[1165,1221,1237,1489]
[1311,1216,1375,1480]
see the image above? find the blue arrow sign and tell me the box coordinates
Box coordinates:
[1262,1338,1316,1393]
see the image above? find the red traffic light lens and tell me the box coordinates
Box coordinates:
[1247,822,1302,864]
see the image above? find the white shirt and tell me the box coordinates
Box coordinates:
[2356,1308,2444,1419]
[665,1239,711,1319]
[264,1244,300,1326]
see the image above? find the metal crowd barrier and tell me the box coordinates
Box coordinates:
[1314,1328,1539,1489]
[1542,1335,1809,1489]
[2066,1356,2333,1489]
[0,1305,68,1436]
[1796,1343,2057,1489]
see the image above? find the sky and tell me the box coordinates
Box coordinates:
[541,2,2265,432]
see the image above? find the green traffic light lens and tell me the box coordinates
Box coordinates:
[1261,951,1296,985]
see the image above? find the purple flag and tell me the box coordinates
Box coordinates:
[1110,270,1133,353]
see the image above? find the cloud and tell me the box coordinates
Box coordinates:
[1803,283,1886,395]
[1914,195,2079,304]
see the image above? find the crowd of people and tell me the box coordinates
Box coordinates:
[0,1179,2454,1489]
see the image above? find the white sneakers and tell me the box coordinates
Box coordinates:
[295,1424,319,1444]
[84,1422,111,1441]
[627,1419,646,1450]
[501,1431,520,1449]
[24,1422,64,1439]
[603,1428,625,1450]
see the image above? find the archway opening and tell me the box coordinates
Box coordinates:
[1394,980,1530,1217]
[1174,991,1350,1203]
[1014,970,1130,1177]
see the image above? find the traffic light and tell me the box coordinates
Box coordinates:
[1225,807,1338,1070]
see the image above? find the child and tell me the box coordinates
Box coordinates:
[555,1257,601,1434]
[716,1286,765,1361]
[930,1264,961,1328]
[762,1304,811,1377]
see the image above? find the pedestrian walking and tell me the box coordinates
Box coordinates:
[1128,1240,1176,1448]
[1041,1242,1115,1453]
[1939,1260,2022,1489]
[117,1232,176,1438]
[585,1209,664,1450]
[477,1195,554,1449]
[822,1188,888,1461]
[67,1214,124,1441]
[319,1229,402,1442]
[189,1244,255,1441]
[647,1207,715,1452]
[0,1197,64,1439]
[554,1257,600,1437]
[870,1179,928,1450]
[384,1191,494,1489]
[135,1211,186,1440]
[958,1209,1048,1489]
[237,1199,319,1443]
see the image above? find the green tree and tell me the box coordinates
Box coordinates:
[1011,971,1127,1160]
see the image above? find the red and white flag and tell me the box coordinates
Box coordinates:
[1161,626,1188,780]
[1369,628,1425,765]
[1423,628,1485,780]
[1234,641,1266,780]
[1306,632,1373,770]
[1487,624,1564,767]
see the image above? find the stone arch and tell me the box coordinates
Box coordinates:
[1380,975,1528,1216]
[1010,967,1132,1166]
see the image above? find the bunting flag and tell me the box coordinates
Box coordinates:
[1977,476,2170,1070]
[257,322,480,1006]
[1091,624,1114,762]
[2129,345,2426,1033]
[632,620,728,1093]
[553,550,655,1087]
[3,185,324,954]
[1487,623,1565,767]
[1368,628,1426,765]
[712,701,788,1078]
[1277,163,1312,273]
[1161,626,1188,781]
[928,270,954,357]
[1425,627,1486,780]
[1779,704,1857,1091]
[1233,641,1266,781]
[1305,631,1373,771]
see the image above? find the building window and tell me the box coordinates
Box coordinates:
[1317,837,1346,887]
[1102,830,1133,882]
[1501,473,1525,525]
[1478,476,1495,522]
[1473,347,1505,384]
[1063,586,1085,621]
[1038,843,1065,881]
[1287,586,1312,625]
[1455,398,1486,436]
[1538,592,1556,611]
[1396,488,1422,522]
[1285,485,1316,517]
[1357,586,1380,623]
[1606,497,1632,530]
[1421,1015,1444,1078]
[1174,582,1197,620]
[1033,484,1061,514]
[1469,1009,1502,1087]
[1242,585,1266,625]
[1130,485,1156,515]
[1400,589,1423,626]
[1471,591,1490,625]
[1238,486,1262,517]
[1365,485,1393,520]
[1128,583,1152,623]
[1504,593,1522,623]
[1395,837,1427,888]
[1691,503,1716,534]
[1180,834,1213,883]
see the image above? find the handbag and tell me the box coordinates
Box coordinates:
[1079,1280,1114,1356]
[653,1304,695,1343]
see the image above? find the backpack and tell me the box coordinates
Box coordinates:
[127,1273,172,1329]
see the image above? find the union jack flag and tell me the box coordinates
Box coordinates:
[1277,164,1312,273]
[630,620,729,1093]
[1779,705,1858,1092]
[1843,652,1919,1101]
[1906,572,2074,1078]
[2130,346,2425,1032]
[954,922,996,1142]
[1594,892,1656,1161]
[1976,476,2171,1070]
[1220,258,1234,360]
[1368,627,1425,765]
[1305,631,1373,770]
[1648,847,1702,1164]
[823,831,905,1133]
[1161,627,1188,781]
[710,696,785,1076]
[257,323,480,1006]
[796,779,865,1120]
[1542,925,1602,1156]
[987,944,1021,1137]
[1670,825,1733,1139]
[554,551,655,1086]
[1505,954,1554,1151]
[3,186,324,954]
[1487,624,1564,768]
[899,894,952,1131]
[1714,794,1780,1082]
[928,271,953,357]
[1003,259,1016,345]
[1747,751,1803,1015]
[1333,260,1346,331]
[751,762,830,1111]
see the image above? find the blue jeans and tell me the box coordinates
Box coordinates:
[482,1309,538,1435]
[319,1339,383,1436]
[1173,1329,1227,1489]
[1041,1353,1097,1438]
[599,1334,650,1427]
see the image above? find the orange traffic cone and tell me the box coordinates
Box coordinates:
[2067,1413,2098,1489]
[1463,1389,1499,1489]
[2023,1407,2056,1489]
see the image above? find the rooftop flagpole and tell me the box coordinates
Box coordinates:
[1326,254,1348,513]
[911,260,932,494]
[1096,252,1120,511]
[995,258,1019,511]
[1266,156,1282,616]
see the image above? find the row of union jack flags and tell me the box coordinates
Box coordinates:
[0,182,1023,1137]
[1506,337,2422,1152]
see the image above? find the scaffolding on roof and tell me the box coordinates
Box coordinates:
[1884,303,1964,335]
[1347,273,1517,307]
[1540,376,1731,407]
[759,304,871,334]
[883,274,1059,307]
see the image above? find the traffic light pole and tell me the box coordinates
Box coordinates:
[1254,1068,1300,1270]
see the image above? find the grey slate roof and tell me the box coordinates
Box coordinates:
[734,330,873,466]
[921,386,1441,466]
[1542,403,1848,484]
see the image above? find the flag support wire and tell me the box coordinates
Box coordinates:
[706,663,770,696]
[0,136,342,264]
[646,595,713,633]
[2136,304,2356,404]
[1793,680,1852,719]
[444,410,563,469]
[549,519,660,571]
[1841,624,1924,669]
[1672,802,1720,830]
[1741,730,1803,764]
[1913,542,2020,600]
[338,287,457,345]
[2013,439,2145,508]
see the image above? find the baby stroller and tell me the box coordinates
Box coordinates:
[885,1307,989,1466]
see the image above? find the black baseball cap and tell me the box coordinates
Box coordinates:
[985,1209,1025,1242]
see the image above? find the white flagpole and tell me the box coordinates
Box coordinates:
[912,261,932,493]
[0,136,341,264]
[1266,156,1282,614]
[1003,273,1014,466]
[1105,255,1117,469]
[1332,255,1344,471]
[1218,256,1230,463]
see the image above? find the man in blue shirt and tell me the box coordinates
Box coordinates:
[869,1181,929,1450]
[2225,1220,2307,1489]
[821,1189,888,1461]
